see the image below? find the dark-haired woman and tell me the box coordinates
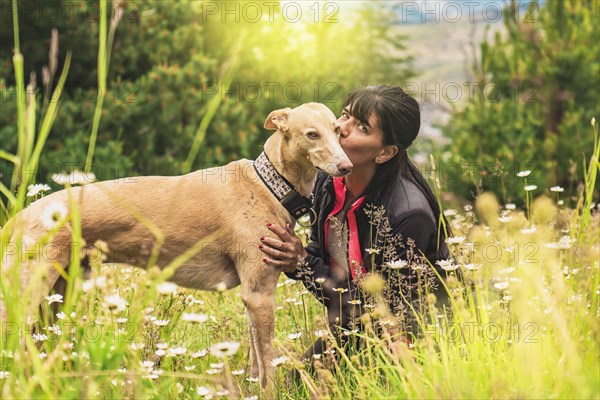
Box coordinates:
[259,85,451,367]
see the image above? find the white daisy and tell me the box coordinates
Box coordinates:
[41,201,68,229]
[104,294,127,312]
[156,281,178,295]
[27,183,51,197]
[52,170,96,186]
[191,349,208,358]
[181,312,208,323]
[462,263,482,271]
[446,236,466,245]
[46,293,63,305]
[209,341,240,358]
[550,186,564,192]
[386,259,408,270]
[287,332,302,340]
[152,319,170,327]
[365,248,380,255]
[493,281,510,290]
[270,356,288,367]
[517,170,531,177]
[196,386,213,396]
[436,259,459,271]
[524,185,537,192]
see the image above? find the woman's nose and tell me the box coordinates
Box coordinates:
[338,118,351,138]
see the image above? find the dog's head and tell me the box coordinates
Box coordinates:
[264,103,352,177]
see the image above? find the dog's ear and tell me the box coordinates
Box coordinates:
[264,108,291,132]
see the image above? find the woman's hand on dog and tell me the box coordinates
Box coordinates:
[259,223,307,273]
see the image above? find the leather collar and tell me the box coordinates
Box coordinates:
[253,152,313,219]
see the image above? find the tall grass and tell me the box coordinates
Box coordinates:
[1,1,599,399]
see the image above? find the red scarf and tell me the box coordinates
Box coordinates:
[324,177,367,280]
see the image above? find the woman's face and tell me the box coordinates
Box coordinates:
[337,106,386,169]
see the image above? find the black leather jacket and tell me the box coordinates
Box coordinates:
[286,172,450,329]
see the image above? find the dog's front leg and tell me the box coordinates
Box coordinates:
[246,309,260,378]
[241,283,278,390]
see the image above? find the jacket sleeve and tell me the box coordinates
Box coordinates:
[392,209,439,262]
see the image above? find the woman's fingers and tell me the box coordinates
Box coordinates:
[259,242,287,259]
[267,223,294,242]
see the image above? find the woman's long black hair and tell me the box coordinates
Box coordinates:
[343,85,452,255]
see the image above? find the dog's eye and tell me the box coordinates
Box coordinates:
[306,131,320,139]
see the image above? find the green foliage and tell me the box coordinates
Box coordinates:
[0,0,415,192]
[444,0,599,205]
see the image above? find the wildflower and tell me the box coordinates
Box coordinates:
[52,170,96,185]
[216,390,230,396]
[206,368,221,375]
[270,356,288,367]
[232,369,245,375]
[517,170,531,177]
[545,236,572,250]
[315,329,329,338]
[181,312,208,323]
[215,282,227,292]
[443,209,457,217]
[196,386,213,397]
[386,259,408,270]
[550,186,564,192]
[155,349,167,357]
[141,360,155,369]
[365,248,380,255]
[462,263,482,271]
[524,185,537,192]
[446,236,465,245]
[498,215,513,223]
[56,311,66,320]
[244,396,259,400]
[39,352,47,359]
[153,319,170,327]
[104,294,127,312]
[156,281,177,295]
[287,332,302,340]
[191,349,208,358]
[315,277,326,284]
[46,294,63,305]
[333,287,348,293]
[168,346,187,356]
[246,377,260,383]
[32,333,48,343]
[0,371,9,379]
[27,183,51,197]
[520,226,537,234]
[493,281,510,290]
[347,299,362,305]
[505,203,516,210]
[436,259,459,271]
[47,324,62,335]
[115,317,128,323]
[209,341,240,358]
[41,201,68,229]
[184,365,196,371]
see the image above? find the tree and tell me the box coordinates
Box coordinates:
[443,0,599,205]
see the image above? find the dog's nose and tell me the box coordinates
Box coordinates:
[337,161,353,175]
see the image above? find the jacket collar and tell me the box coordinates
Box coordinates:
[253,151,313,219]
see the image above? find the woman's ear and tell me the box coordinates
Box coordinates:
[375,145,399,164]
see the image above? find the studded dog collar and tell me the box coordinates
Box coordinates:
[253,152,313,219]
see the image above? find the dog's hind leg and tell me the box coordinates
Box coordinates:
[2,229,70,326]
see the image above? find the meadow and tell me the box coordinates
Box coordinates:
[1,1,599,399]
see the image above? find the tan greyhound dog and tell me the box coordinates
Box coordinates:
[0,102,352,387]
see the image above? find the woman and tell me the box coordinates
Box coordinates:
[259,85,451,363]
